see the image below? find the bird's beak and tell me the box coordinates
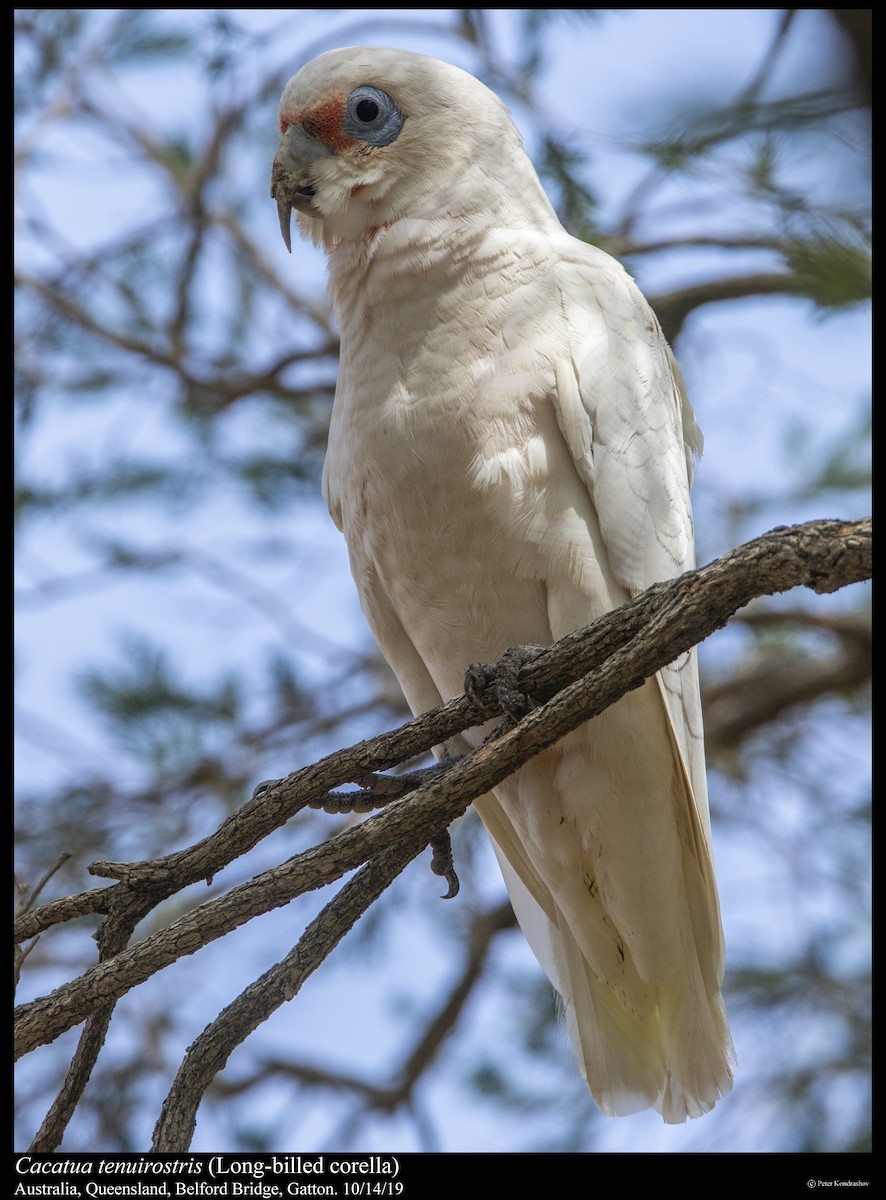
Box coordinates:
[270,124,334,252]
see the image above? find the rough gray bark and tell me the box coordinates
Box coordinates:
[14,516,872,1149]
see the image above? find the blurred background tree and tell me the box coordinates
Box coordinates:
[14,9,870,1153]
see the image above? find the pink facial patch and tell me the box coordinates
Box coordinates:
[280,91,355,151]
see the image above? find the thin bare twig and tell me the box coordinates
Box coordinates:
[14,518,871,1067]
[151,838,423,1151]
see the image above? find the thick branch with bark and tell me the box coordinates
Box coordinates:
[13,517,871,1149]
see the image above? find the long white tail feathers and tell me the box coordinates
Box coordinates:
[556,918,734,1122]
[486,819,734,1123]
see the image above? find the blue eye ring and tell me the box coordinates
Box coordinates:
[342,85,405,147]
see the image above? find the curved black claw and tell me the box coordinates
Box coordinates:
[429,831,460,899]
[252,778,282,800]
[464,644,545,724]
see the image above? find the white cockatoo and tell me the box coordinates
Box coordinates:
[271,46,734,1122]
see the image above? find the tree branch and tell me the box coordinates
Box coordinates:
[704,606,871,751]
[14,518,871,1106]
[652,271,801,341]
[151,838,422,1152]
[212,900,517,1117]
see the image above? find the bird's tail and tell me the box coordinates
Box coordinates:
[478,790,734,1123]
[554,909,733,1122]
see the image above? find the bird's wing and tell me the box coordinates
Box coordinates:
[549,236,713,830]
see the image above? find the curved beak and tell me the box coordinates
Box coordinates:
[270,124,334,252]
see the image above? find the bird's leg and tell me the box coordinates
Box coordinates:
[429,829,460,899]
[464,644,546,724]
[252,766,462,899]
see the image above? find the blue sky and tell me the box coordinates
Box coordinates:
[15,9,871,1153]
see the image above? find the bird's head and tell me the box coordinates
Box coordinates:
[271,46,554,252]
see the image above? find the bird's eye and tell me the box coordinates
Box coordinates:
[355,98,380,123]
[343,85,405,147]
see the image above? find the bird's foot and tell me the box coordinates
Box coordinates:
[429,829,459,899]
[464,644,545,723]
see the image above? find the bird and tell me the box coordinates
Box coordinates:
[271,46,734,1123]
